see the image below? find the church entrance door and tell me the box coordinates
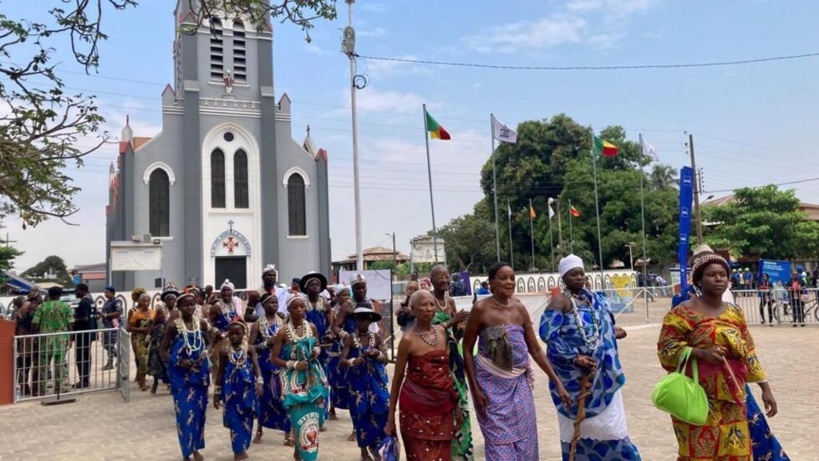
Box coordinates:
[215,256,247,288]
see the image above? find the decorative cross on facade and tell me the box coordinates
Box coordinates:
[228,219,235,232]
[223,236,239,254]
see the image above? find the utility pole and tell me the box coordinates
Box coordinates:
[3,233,17,247]
[689,133,704,244]
[343,0,363,271]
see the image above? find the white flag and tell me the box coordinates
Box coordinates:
[642,141,659,161]
[492,116,518,144]
[508,203,512,218]
[547,197,555,219]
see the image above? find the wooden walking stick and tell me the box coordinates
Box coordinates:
[569,370,594,461]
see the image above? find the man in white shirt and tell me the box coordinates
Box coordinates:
[259,264,288,315]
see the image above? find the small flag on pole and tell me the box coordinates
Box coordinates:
[570,206,582,218]
[529,204,536,219]
[548,198,555,219]
[593,135,618,157]
[425,109,451,140]
[642,140,659,161]
[492,116,518,144]
[508,203,512,218]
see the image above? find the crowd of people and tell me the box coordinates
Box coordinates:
[6,252,792,461]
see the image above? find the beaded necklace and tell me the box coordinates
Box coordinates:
[564,289,600,351]
[433,292,449,312]
[352,331,375,350]
[175,315,205,355]
[218,299,235,325]
[227,338,249,366]
[414,325,439,347]
[285,320,312,342]
[259,314,280,343]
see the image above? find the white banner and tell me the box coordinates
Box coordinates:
[338,269,392,300]
[110,244,162,271]
[492,116,518,144]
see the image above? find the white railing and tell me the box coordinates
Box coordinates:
[729,288,819,326]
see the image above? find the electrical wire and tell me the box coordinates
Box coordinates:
[354,52,819,71]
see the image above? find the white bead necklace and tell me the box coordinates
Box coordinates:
[176,315,205,355]
[434,292,449,311]
[285,320,312,342]
[352,331,375,350]
[564,290,601,351]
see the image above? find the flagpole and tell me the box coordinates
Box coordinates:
[507,200,514,269]
[557,200,564,255]
[568,199,574,253]
[423,103,439,263]
[591,129,605,286]
[529,198,536,270]
[548,199,555,272]
[639,133,650,323]
[491,114,500,262]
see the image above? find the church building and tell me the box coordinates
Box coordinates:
[106,1,331,290]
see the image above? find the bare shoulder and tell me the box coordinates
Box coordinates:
[545,293,569,312]
[472,297,490,314]
[198,318,209,331]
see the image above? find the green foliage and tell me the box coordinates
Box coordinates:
[0,245,23,272]
[704,185,819,260]
[179,0,337,41]
[438,114,680,273]
[21,255,71,284]
[369,261,396,271]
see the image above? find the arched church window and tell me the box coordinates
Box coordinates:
[234,149,249,209]
[233,20,247,82]
[287,173,307,236]
[149,169,170,237]
[209,18,224,81]
[211,149,226,208]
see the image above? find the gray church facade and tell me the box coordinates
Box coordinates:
[106,2,331,290]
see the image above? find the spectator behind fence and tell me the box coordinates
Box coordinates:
[100,286,122,371]
[73,283,97,389]
[33,286,72,395]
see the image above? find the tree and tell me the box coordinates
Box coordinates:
[436,114,680,273]
[704,185,819,260]
[649,164,679,191]
[0,245,23,272]
[21,255,72,285]
[0,1,335,227]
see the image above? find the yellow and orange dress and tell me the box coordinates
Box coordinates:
[658,304,766,461]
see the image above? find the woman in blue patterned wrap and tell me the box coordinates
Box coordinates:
[539,254,641,461]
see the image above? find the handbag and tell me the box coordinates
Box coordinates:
[652,347,709,425]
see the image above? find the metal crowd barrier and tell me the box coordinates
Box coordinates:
[729,288,819,326]
[13,327,127,403]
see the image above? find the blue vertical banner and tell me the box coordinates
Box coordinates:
[678,166,694,293]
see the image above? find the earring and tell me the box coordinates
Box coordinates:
[693,284,702,298]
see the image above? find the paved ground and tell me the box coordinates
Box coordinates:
[1,305,817,460]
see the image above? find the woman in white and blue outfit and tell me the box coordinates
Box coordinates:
[539,254,641,461]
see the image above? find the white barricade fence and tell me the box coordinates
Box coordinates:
[729,288,819,326]
[13,327,123,402]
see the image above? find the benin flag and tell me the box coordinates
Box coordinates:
[425,110,451,140]
[570,206,581,218]
[593,135,618,157]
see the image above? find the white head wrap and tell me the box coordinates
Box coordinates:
[335,283,350,296]
[262,264,277,276]
[350,273,366,287]
[558,254,584,278]
[285,293,306,308]
[220,279,235,292]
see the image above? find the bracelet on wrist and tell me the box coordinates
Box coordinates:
[255,377,263,385]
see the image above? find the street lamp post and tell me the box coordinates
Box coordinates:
[625,242,636,272]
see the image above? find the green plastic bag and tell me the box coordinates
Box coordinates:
[652,347,709,425]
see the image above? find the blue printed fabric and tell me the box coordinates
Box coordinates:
[328,315,356,409]
[168,329,210,458]
[560,437,642,461]
[539,289,626,419]
[221,352,259,454]
[347,340,390,448]
[747,384,790,460]
[254,320,290,432]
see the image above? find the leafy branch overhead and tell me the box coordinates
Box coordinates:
[0,0,336,227]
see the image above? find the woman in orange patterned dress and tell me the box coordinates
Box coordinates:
[658,252,779,461]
